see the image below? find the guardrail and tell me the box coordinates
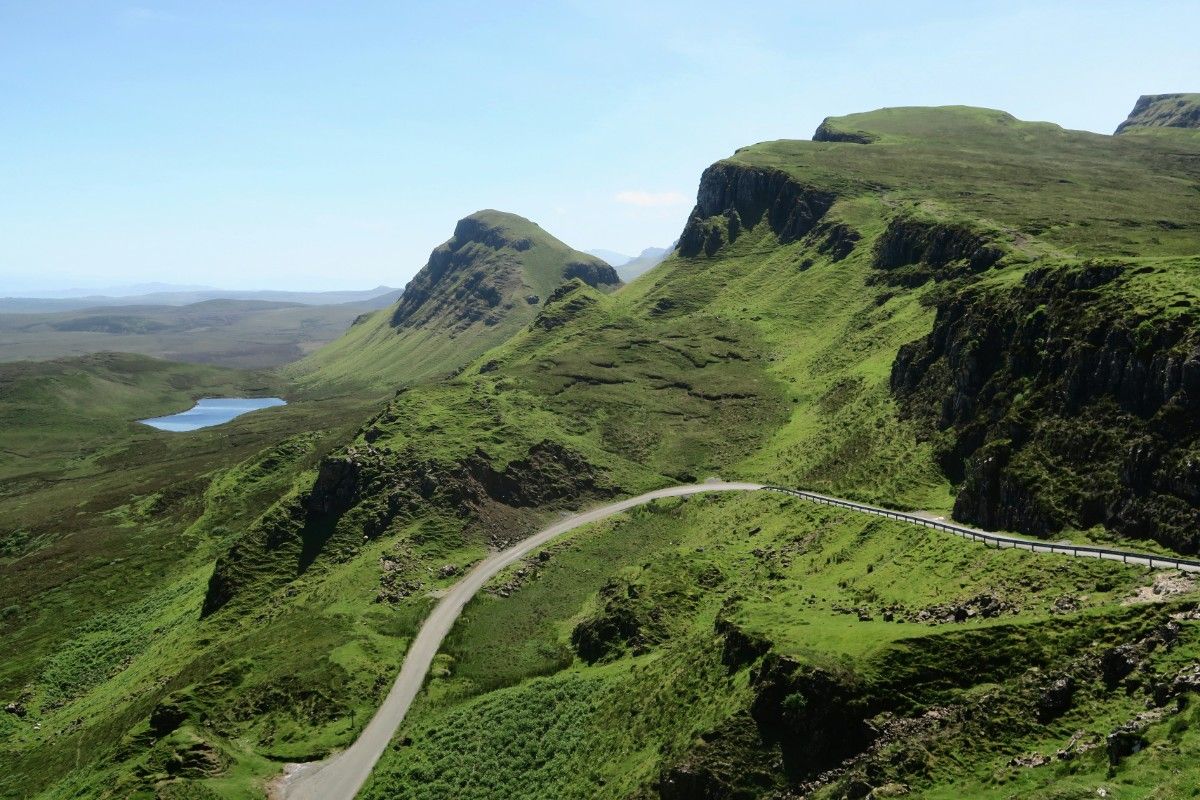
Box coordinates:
[760,486,1200,574]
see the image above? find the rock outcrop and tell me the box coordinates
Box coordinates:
[813,118,877,144]
[872,216,1003,287]
[201,439,613,616]
[892,263,1200,551]
[562,260,621,288]
[749,655,876,779]
[678,164,836,257]
[1115,93,1200,134]
[389,210,619,333]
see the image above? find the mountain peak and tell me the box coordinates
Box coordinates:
[293,210,619,387]
[1115,93,1200,134]
[390,210,618,331]
[451,209,539,250]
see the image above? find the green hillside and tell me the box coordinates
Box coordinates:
[5,102,1200,800]
[288,210,620,392]
[351,105,1200,799]
[1115,92,1200,134]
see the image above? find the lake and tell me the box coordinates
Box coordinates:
[140,397,287,432]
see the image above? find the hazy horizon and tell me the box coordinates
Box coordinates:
[3,0,1198,294]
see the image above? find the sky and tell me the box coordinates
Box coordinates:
[2,1,1198,294]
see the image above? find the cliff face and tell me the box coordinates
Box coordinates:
[1115,93,1200,134]
[678,164,836,257]
[892,264,1200,552]
[872,217,1003,287]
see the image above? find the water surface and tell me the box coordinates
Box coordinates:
[141,397,287,432]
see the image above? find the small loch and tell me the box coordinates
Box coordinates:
[140,397,287,432]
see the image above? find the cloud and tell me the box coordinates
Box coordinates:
[614,190,690,208]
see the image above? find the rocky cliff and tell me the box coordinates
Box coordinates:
[678,164,836,257]
[892,262,1200,552]
[391,210,619,333]
[1115,93,1200,134]
[288,209,619,388]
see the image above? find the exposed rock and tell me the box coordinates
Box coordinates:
[1101,644,1142,687]
[715,616,771,670]
[1115,93,1200,134]
[149,699,189,737]
[1055,729,1103,761]
[871,216,1003,287]
[813,118,878,144]
[386,210,609,334]
[570,578,660,663]
[891,262,1200,552]
[562,260,621,289]
[749,655,876,779]
[656,713,784,800]
[1008,751,1053,768]
[912,592,1016,624]
[1124,571,1197,605]
[678,163,836,258]
[810,221,862,261]
[1106,708,1170,765]
[165,740,227,778]
[4,701,26,717]
[1051,595,1080,614]
[1036,676,1075,722]
[202,439,613,616]
[1167,663,1200,700]
[486,547,558,598]
[532,280,598,330]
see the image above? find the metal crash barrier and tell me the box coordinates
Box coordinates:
[760,486,1200,574]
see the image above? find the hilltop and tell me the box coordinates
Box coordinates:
[288,210,619,391]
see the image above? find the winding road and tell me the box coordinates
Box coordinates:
[275,480,763,800]
[275,479,1199,800]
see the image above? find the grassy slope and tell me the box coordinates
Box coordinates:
[287,210,618,392]
[1115,93,1200,134]
[362,492,1197,800]
[0,354,385,799]
[746,106,1200,258]
[353,109,1200,798]
[7,106,1200,799]
[0,300,372,369]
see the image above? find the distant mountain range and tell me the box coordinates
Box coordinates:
[585,248,634,267]
[586,245,673,281]
[0,286,402,314]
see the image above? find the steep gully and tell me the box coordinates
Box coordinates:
[274,480,1198,800]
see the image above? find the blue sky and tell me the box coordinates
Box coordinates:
[2,1,1198,293]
